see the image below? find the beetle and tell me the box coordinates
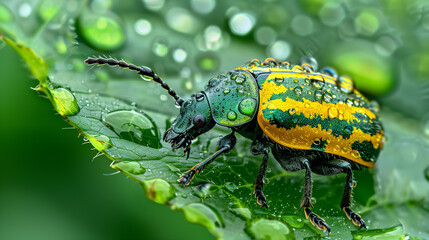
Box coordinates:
[85,57,384,233]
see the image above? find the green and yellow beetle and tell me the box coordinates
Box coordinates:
[85,57,384,234]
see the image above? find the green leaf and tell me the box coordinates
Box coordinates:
[0,34,47,84]
[2,1,429,239]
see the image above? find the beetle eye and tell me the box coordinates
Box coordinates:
[193,115,206,128]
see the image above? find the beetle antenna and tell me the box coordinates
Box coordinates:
[84,57,184,106]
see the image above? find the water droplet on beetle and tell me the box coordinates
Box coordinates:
[337,75,354,94]
[323,92,333,103]
[238,98,257,116]
[320,67,338,79]
[328,107,338,118]
[346,98,354,107]
[299,56,318,72]
[354,99,360,106]
[227,111,237,120]
[314,90,323,102]
[311,79,324,89]
[343,125,353,135]
[208,77,219,87]
[369,100,380,113]
[235,73,246,84]
[223,88,230,94]
[294,86,303,96]
[292,65,303,72]
[351,150,361,158]
[289,108,296,115]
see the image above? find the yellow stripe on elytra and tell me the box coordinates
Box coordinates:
[260,81,376,121]
[257,111,383,167]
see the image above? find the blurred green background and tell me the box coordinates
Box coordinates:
[1,0,429,239]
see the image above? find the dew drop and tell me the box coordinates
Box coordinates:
[351,150,361,158]
[134,19,152,36]
[354,99,360,106]
[275,77,284,83]
[299,56,318,72]
[334,145,341,152]
[51,88,80,116]
[255,26,277,45]
[143,0,165,11]
[311,78,324,89]
[173,48,187,63]
[343,125,353,135]
[369,100,380,114]
[223,88,230,94]
[227,111,237,121]
[160,95,168,101]
[292,65,303,72]
[291,14,314,36]
[103,110,161,148]
[294,86,303,96]
[328,107,338,118]
[314,90,323,102]
[238,98,256,116]
[191,0,215,14]
[208,77,219,87]
[323,92,333,103]
[153,39,169,57]
[320,67,338,79]
[87,134,112,151]
[19,3,32,18]
[113,161,146,175]
[337,75,354,94]
[268,40,291,60]
[235,73,246,84]
[346,98,354,107]
[351,180,357,188]
[288,108,296,115]
[250,219,290,239]
[229,12,255,36]
[263,177,270,184]
[77,12,125,51]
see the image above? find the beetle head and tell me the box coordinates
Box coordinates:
[163,92,215,158]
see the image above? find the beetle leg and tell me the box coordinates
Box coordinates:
[178,133,236,187]
[253,153,269,208]
[251,139,270,208]
[300,160,331,234]
[311,160,367,230]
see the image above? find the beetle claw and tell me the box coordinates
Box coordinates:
[177,169,196,186]
[254,188,269,208]
[304,207,331,234]
[344,207,367,230]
